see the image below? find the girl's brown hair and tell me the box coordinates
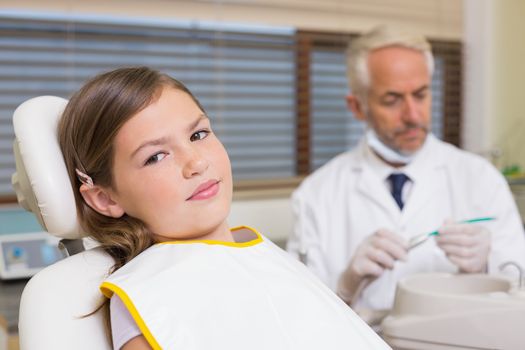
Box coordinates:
[57,66,205,335]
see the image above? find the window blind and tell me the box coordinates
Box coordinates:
[310,47,364,170]
[0,15,295,198]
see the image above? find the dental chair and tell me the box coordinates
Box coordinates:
[12,96,113,349]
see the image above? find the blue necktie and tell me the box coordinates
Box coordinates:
[388,173,409,209]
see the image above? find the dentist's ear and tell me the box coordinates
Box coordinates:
[346,94,366,121]
[79,184,125,218]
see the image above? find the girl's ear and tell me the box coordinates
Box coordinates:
[346,94,366,121]
[79,184,125,218]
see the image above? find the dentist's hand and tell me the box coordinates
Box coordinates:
[436,220,491,273]
[337,229,408,304]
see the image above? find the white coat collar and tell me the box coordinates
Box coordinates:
[352,133,447,221]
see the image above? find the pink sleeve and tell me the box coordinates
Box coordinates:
[110,294,142,350]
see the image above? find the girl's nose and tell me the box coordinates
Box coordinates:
[182,151,209,178]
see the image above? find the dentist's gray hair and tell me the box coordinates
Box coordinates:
[346,25,434,99]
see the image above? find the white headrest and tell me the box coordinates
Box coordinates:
[12,96,86,239]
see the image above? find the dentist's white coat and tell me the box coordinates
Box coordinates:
[287,134,525,310]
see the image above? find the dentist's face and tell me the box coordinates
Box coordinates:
[362,46,432,154]
[109,86,233,242]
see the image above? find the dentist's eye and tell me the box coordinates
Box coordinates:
[414,91,428,101]
[382,96,400,107]
[144,152,167,166]
[190,130,210,142]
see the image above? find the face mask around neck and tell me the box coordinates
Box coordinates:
[366,129,417,165]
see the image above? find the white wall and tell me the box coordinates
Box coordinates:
[462,0,493,158]
[463,0,525,170]
[1,0,462,39]
[229,197,292,244]
[491,0,525,171]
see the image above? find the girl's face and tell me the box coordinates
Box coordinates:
[109,86,233,242]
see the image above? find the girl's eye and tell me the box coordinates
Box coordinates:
[144,152,167,166]
[190,130,210,142]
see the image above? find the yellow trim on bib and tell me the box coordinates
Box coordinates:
[157,225,264,247]
[100,282,162,350]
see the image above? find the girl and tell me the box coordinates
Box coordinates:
[58,67,390,350]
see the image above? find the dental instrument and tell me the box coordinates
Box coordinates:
[408,217,496,250]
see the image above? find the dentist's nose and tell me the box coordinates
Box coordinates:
[401,96,421,124]
[182,150,209,178]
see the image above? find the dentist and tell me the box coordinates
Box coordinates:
[287,25,525,319]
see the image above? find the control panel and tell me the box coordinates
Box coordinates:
[0,232,61,279]
[0,207,62,279]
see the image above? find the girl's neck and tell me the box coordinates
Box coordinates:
[151,220,234,243]
[200,220,234,242]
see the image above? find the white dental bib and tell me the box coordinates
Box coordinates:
[101,226,389,350]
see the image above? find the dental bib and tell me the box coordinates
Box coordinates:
[100,227,389,350]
